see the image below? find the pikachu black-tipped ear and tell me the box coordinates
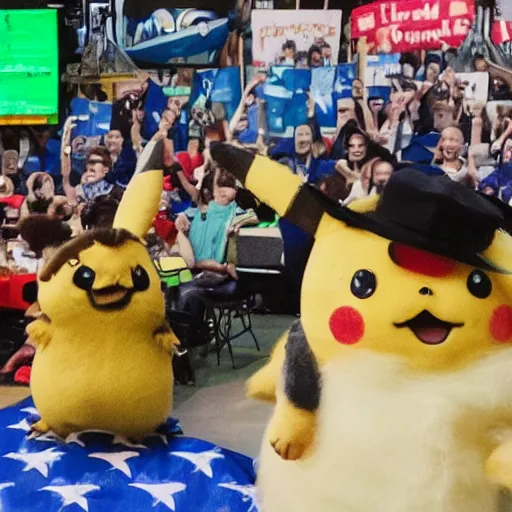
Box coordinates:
[113,139,164,239]
[210,142,327,235]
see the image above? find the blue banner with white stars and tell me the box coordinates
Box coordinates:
[0,398,259,512]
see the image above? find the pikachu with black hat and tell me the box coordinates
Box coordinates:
[211,142,512,512]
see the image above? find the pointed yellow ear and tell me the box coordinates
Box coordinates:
[113,140,164,238]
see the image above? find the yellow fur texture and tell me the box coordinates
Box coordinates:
[258,351,512,511]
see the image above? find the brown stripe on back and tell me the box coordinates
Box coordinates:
[284,185,325,236]
[39,228,140,282]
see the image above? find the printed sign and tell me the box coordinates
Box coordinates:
[351,0,474,53]
[251,9,342,68]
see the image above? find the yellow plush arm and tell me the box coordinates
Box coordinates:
[26,317,53,349]
[153,323,181,354]
[247,331,287,403]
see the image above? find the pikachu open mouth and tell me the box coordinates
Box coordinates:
[394,311,464,345]
[88,285,134,311]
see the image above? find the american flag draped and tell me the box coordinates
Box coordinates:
[0,397,259,512]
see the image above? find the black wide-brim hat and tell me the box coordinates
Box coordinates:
[298,168,512,274]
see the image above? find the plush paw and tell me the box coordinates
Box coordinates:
[26,319,52,349]
[153,324,180,354]
[31,419,51,434]
[486,440,512,489]
[267,402,316,461]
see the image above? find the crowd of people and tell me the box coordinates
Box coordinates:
[1,47,512,313]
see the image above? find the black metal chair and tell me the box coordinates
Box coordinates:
[195,280,260,369]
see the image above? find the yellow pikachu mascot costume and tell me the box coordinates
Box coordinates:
[27,140,179,438]
[211,142,512,512]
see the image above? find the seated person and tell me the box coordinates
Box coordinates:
[167,168,260,318]
[173,169,241,280]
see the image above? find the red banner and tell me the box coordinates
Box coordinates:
[351,0,475,53]
[492,20,512,45]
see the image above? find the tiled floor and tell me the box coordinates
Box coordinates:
[0,314,292,459]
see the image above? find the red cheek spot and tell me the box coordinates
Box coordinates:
[490,305,512,343]
[391,243,457,277]
[329,307,365,345]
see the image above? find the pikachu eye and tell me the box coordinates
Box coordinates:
[467,270,492,299]
[350,270,377,299]
[132,265,150,291]
[73,266,96,291]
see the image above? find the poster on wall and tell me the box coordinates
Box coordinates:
[251,9,342,68]
[116,8,230,65]
[351,0,475,54]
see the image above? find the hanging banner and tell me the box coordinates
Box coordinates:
[492,20,512,45]
[351,0,474,54]
[251,9,342,68]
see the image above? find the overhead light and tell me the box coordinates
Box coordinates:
[47,3,65,7]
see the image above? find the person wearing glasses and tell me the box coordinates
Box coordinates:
[62,144,113,207]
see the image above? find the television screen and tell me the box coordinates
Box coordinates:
[0,9,59,125]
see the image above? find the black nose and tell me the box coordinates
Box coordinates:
[419,287,434,296]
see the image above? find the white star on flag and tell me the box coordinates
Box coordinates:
[65,432,86,448]
[4,448,65,478]
[170,450,225,478]
[219,483,259,512]
[129,482,186,511]
[40,484,100,512]
[0,482,14,492]
[113,435,147,450]
[6,419,31,432]
[21,407,39,417]
[88,451,140,478]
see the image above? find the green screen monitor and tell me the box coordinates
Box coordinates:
[0,9,59,125]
